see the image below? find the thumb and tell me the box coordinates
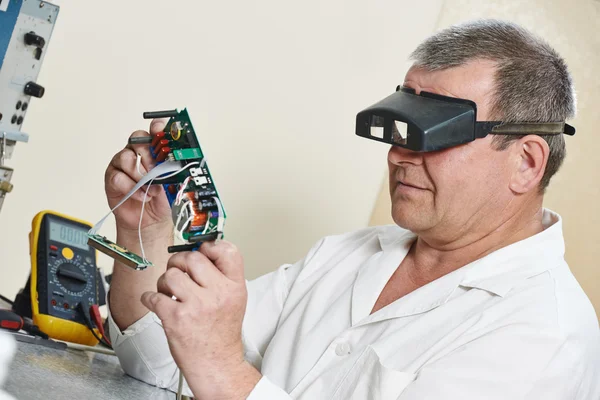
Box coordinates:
[199,240,245,282]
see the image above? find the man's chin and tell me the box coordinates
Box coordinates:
[391,207,430,233]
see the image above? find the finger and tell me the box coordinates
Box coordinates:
[106,171,164,205]
[105,167,144,201]
[126,130,156,173]
[105,164,162,203]
[199,240,245,282]
[167,251,225,288]
[156,267,196,301]
[109,148,143,181]
[141,291,177,318]
[106,148,162,199]
[150,118,169,135]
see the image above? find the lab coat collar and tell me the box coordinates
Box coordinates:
[352,208,564,326]
[458,208,564,296]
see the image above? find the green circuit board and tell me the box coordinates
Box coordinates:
[87,108,226,270]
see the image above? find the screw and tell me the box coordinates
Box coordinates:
[40,2,45,8]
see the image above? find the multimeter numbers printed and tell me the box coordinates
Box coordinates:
[49,255,94,298]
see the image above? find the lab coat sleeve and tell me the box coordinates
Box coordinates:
[107,238,325,396]
[246,376,294,399]
[396,323,600,400]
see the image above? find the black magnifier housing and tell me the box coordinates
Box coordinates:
[355,86,576,152]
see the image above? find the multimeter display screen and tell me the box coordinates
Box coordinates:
[49,220,89,251]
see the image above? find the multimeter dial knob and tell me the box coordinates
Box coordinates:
[56,262,88,293]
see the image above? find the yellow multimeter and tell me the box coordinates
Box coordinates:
[28,210,100,345]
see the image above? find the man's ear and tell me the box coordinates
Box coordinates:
[509,135,549,194]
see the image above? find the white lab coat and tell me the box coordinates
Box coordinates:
[108,209,600,399]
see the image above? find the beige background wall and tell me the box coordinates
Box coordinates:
[1,0,596,319]
[0,0,444,299]
[370,0,600,318]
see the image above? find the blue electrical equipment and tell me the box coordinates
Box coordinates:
[0,0,59,212]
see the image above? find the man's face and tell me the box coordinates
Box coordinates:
[389,60,516,243]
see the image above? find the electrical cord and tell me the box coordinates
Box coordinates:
[175,177,191,206]
[75,302,112,349]
[0,294,13,305]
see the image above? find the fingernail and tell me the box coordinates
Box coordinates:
[136,190,152,202]
[151,118,168,131]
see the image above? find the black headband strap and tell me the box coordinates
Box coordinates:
[475,121,576,138]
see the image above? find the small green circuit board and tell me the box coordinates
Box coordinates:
[87,234,153,270]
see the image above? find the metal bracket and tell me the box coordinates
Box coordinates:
[0,165,14,213]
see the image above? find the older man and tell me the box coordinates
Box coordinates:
[105,20,600,399]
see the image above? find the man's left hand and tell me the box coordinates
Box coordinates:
[141,240,261,399]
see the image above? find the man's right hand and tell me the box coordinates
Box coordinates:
[104,118,172,235]
[104,118,176,330]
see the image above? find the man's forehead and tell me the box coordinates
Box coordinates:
[402,59,497,108]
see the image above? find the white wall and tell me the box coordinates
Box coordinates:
[0,0,443,299]
[370,0,600,318]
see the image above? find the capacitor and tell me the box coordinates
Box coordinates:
[154,139,169,156]
[195,188,217,198]
[156,147,171,162]
[199,198,217,209]
[170,121,183,141]
[151,131,166,147]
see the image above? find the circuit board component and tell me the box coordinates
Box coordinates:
[145,108,226,252]
[87,235,152,270]
[87,108,226,270]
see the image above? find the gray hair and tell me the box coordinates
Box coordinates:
[409,19,576,191]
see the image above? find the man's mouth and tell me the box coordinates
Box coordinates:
[397,180,426,191]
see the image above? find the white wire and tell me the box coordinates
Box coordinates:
[138,177,156,262]
[155,161,199,181]
[135,153,145,177]
[174,200,190,233]
[179,215,194,241]
[175,176,191,206]
[213,196,225,232]
[175,201,197,242]
[201,214,211,234]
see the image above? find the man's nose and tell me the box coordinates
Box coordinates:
[387,145,423,166]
